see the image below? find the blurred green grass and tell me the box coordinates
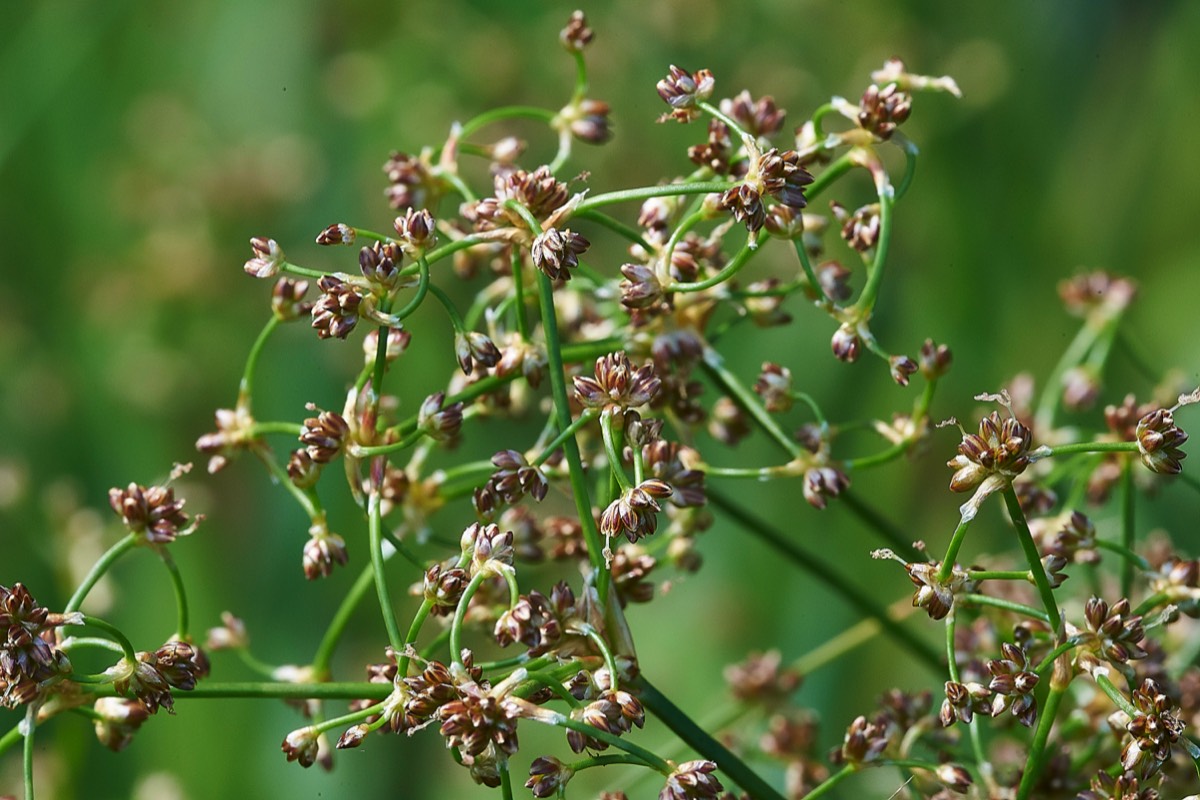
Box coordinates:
[2,1,1199,797]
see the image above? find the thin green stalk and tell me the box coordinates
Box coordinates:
[574,181,736,214]
[959,593,1050,624]
[422,233,504,270]
[426,283,466,333]
[1036,441,1138,457]
[1120,458,1135,598]
[451,572,489,666]
[1015,683,1067,800]
[389,254,430,325]
[709,490,942,672]
[1093,538,1149,570]
[85,680,392,701]
[793,239,831,305]
[80,615,137,663]
[851,176,894,313]
[312,561,381,677]
[64,533,137,614]
[509,247,530,340]
[599,413,633,491]
[536,269,611,608]
[936,517,973,583]
[892,137,919,200]
[157,548,189,638]
[238,314,281,404]
[573,753,654,771]
[1033,320,1107,432]
[533,410,597,467]
[970,569,1034,581]
[499,761,514,800]
[398,598,436,678]
[368,491,403,651]
[551,714,670,774]
[697,100,752,142]
[946,609,991,784]
[701,347,803,460]
[1002,487,1061,627]
[634,675,788,800]
[253,447,318,518]
[247,420,304,437]
[807,151,854,198]
[574,208,650,250]
[458,105,557,140]
[842,439,911,471]
[673,229,769,292]
[801,765,854,800]
[23,705,35,800]
[0,724,21,758]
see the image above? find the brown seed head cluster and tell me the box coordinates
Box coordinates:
[109,481,196,544]
[1135,407,1187,475]
[656,66,715,123]
[574,352,662,412]
[531,228,590,282]
[857,83,912,140]
[947,411,1033,493]
[311,275,363,340]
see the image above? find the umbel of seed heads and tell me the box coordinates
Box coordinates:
[719,147,814,233]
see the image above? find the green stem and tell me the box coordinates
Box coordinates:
[794,764,854,800]
[458,105,557,140]
[368,491,403,651]
[599,413,633,491]
[1036,441,1138,457]
[959,593,1050,624]
[238,315,282,404]
[574,209,650,250]
[574,181,736,214]
[697,100,753,142]
[450,572,489,666]
[533,410,597,467]
[80,615,137,663]
[248,421,304,437]
[807,152,854,199]
[1094,538,1149,570]
[936,517,973,583]
[852,175,894,313]
[64,533,137,614]
[793,239,830,305]
[633,675,787,800]
[701,347,803,460]
[85,680,393,701]
[1015,683,1067,800]
[709,490,942,672]
[842,440,911,471]
[573,753,654,771]
[536,270,611,608]
[312,561,380,676]
[23,705,35,800]
[280,261,326,279]
[157,548,189,638]
[499,760,514,800]
[398,598,436,678]
[0,724,21,758]
[509,247,530,340]
[1120,458,1135,598]
[1002,487,1061,627]
[1033,320,1106,432]
[552,714,670,774]
[969,569,1033,581]
[673,229,769,292]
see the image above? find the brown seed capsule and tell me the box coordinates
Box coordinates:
[1135,407,1188,475]
[244,237,284,278]
[531,228,590,282]
[315,223,355,246]
[559,10,593,52]
[656,66,715,123]
[310,275,363,340]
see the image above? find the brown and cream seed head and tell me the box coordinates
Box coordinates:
[315,223,355,246]
[531,228,590,282]
[244,237,285,278]
[1135,407,1188,475]
[559,10,593,52]
[656,66,715,123]
[311,275,363,340]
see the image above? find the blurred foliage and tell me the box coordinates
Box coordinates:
[2,1,1199,797]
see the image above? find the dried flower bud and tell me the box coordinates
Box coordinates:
[205,611,248,651]
[563,98,612,144]
[754,363,793,412]
[919,339,952,380]
[383,150,435,211]
[600,479,672,545]
[531,228,590,282]
[803,466,850,510]
[527,755,574,798]
[837,715,889,766]
[271,277,312,321]
[905,561,967,620]
[336,724,370,750]
[720,90,786,138]
[559,10,593,52]
[300,409,349,464]
[834,202,881,251]
[724,650,801,703]
[619,262,665,309]
[858,83,912,140]
[92,697,151,752]
[311,275,363,340]
[1123,678,1185,773]
[656,66,715,123]
[1136,407,1188,475]
[244,237,284,278]
[889,355,918,387]
[934,763,972,794]
[661,760,723,799]
[830,323,861,363]
[315,223,355,246]
[455,331,501,376]
[708,396,749,446]
[108,480,196,544]
[362,327,411,365]
[303,518,349,580]
[573,352,661,411]
[282,726,320,768]
[393,208,437,252]
[986,642,1039,727]
[418,392,464,442]
[947,411,1033,493]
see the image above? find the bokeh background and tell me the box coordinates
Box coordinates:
[3,1,1200,797]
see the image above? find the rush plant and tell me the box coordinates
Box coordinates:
[3,12,1199,800]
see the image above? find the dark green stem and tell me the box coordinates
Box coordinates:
[239,314,282,404]
[80,614,137,663]
[701,348,803,460]
[574,181,736,214]
[634,675,788,800]
[64,533,137,614]
[936,517,973,583]
[709,490,941,672]
[367,491,403,650]
[312,561,379,677]
[1002,487,1061,627]
[157,548,189,638]
[1015,683,1067,800]
[673,229,769,292]
[959,593,1050,623]
[23,705,36,800]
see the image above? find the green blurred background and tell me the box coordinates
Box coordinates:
[2,1,1199,797]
